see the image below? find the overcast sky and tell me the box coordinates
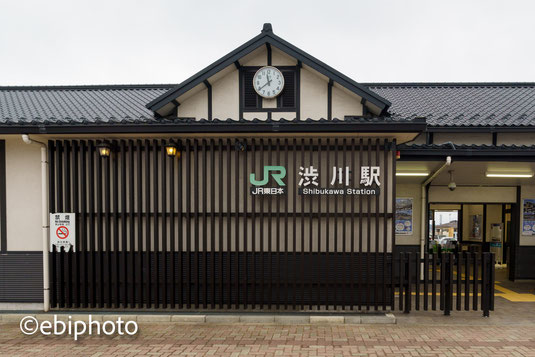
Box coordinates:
[1,0,534,86]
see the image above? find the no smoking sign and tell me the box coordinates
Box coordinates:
[50,213,76,251]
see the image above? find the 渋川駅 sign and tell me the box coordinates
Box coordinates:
[249,165,381,196]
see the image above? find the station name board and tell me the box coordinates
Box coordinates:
[249,165,381,196]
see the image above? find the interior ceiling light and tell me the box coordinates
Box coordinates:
[486,172,533,178]
[395,172,429,176]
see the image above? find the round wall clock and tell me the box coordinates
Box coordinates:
[253,66,285,98]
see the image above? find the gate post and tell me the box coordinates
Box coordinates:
[482,253,490,317]
[443,253,451,316]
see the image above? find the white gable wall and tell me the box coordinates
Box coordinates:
[175,45,364,121]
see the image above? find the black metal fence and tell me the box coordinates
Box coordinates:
[50,248,494,315]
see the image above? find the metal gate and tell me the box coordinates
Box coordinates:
[48,138,398,310]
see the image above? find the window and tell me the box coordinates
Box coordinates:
[241,66,298,111]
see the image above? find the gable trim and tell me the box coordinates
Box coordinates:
[146,24,391,115]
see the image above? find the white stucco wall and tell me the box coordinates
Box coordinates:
[3,137,42,251]
[331,85,363,119]
[212,69,239,120]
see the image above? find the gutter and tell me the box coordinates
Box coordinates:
[420,156,451,272]
[21,134,50,312]
[0,121,427,135]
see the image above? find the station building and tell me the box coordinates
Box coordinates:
[0,24,532,310]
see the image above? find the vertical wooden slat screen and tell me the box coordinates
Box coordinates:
[50,138,504,314]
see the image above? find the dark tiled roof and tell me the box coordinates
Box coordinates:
[0,85,173,125]
[399,143,535,150]
[365,83,535,127]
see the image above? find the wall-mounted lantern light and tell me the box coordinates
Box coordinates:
[97,141,111,157]
[165,141,181,159]
[235,140,247,152]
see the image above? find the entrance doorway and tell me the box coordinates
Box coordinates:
[429,203,514,268]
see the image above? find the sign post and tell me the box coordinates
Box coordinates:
[50,213,76,251]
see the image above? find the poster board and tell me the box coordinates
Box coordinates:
[50,213,76,251]
[395,198,413,235]
[522,199,535,235]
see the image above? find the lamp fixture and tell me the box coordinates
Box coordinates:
[486,172,533,178]
[395,172,429,177]
[97,141,111,157]
[235,140,247,152]
[165,141,181,159]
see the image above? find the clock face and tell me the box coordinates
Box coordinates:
[253,66,285,98]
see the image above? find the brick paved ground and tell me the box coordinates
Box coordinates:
[1,297,535,357]
[1,270,534,356]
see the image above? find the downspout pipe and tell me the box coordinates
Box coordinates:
[21,134,49,312]
[421,156,452,259]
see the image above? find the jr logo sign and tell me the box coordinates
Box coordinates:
[249,166,286,186]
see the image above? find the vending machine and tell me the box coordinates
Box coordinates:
[490,223,503,265]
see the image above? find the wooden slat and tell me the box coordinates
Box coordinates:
[333,138,339,309]
[234,140,239,309]
[324,138,330,309]
[177,140,183,309]
[251,138,256,309]
[201,140,207,308]
[161,142,168,308]
[366,139,371,310]
[226,139,231,308]
[382,140,388,310]
[153,139,160,308]
[210,139,216,309]
[111,140,119,308]
[64,141,72,308]
[72,141,80,308]
[307,139,312,309]
[316,139,322,309]
[285,138,290,310]
[374,139,380,311]
[104,144,111,308]
[137,141,144,308]
[259,139,265,308]
[144,140,152,307]
[292,138,297,309]
[129,140,136,308]
[80,141,88,308]
[218,139,224,309]
[244,140,249,308]
[89,141,96,308]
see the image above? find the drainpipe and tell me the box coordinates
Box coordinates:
[21,134,49,312]
[420,156,452,260]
